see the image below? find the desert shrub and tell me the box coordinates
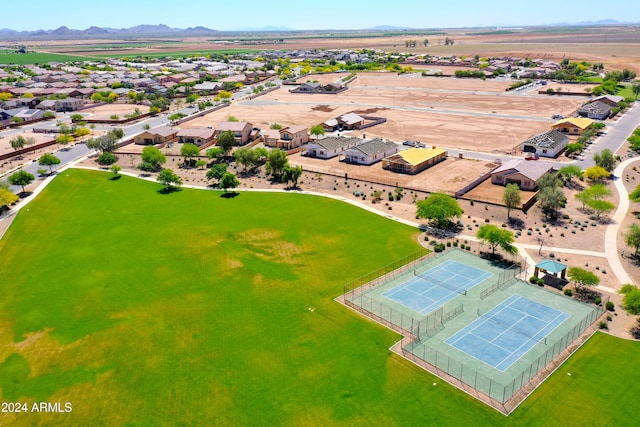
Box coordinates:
[564,288,573,296]
[97,152,117,165]
[595,297,602,305]
[598,321,608,330]
[530,276,538,284]
[606,301,615,311]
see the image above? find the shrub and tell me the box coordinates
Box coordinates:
[530,276,538,284]
[595,297,602,306]
[537,278,545,286]
[564,288,573,296]
[434,243,446,253]
[598,321,608,330]
[606,301,615,311]
[97,152,117,165]
[460,244,466,250]
[446,241,451,247]
[453,241,459,247]
[549,253,555,258]
[465,246,471,251]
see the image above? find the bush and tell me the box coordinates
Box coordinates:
[97,152,117,165]
[434,243,445,253]
[606,301,615,311]
[530,276,538,284]
[446,241,451,247]
[564,288,573,296]
[598,320,608,330]
[465,246,471,251]
[595,297,602,306]
[537,278,545,286]
[460,244,466,250]
[453,241,459,247]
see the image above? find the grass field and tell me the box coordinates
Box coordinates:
[0,169,638,426]
[0,50,100,65]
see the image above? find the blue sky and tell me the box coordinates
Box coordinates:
[5,0,634,31]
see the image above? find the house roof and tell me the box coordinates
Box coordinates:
[386,147,447,166]
[523,130,568,149]
[216,121,251,132]
[144,125,176,138]
[492,159,555,182]
[346,138,397,157]
[283,125,307,134]
[262,129,281,140]
[339,112,364,125]
[177,127,215,139]
[552,117,594,129]
[578,101,612,116]
[312,136,361,151]
[536,259,566,274]
[590,95,624,105]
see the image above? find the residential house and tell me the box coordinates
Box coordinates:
[8,108,44,123]
[343,138,398,165]
[134,126,177,145]
[56,97,85,112]
[577,101,612,120]
[587,95,624,107]
[490,159,555,191]
[16,97,39,108]
[522,130,569,158]
[263,125,309,150]
[303,136,361,159]
[382,147,447,174]
[215,121,253,145]
[36,99,58,111]
[551,117,594,135]
[322,112,365,132]
[176,128,216,147]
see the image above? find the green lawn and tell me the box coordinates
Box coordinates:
[0,169,638,426]
[0,50,99,65]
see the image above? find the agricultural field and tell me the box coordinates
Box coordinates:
[0,169,639,426]
[0,50,99,65]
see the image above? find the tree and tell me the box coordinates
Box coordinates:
[619,284,640,315]
[416,193,463,228]
[477,224,518,256]
[38,153,61,173]
[625,223,640,256]
[310,124,325,140]
[0,187,19,208]
[502,183,521,220]
[9,135,34,152]
[234,147,258,172]
[56,134,73,148]
[216,130,236,156]
[8,170,35,192]
[219,172,240,192]
[575,183,612,211]
[586,199,615,220]
[157,168,182,188]
[567,267,600,291]
[629,184,640,203]
[195,159,207,169]
[536,172,565,220]
[206,147,224,162]
[180,143,200,166]
[139,146,166,172]
[110,165,122,176]
[270,123,282,130]
[265,148,289,181]
[633,82,640,100]
[283,165,303,188]
[593,148,616,172]
[206,163,227,183]
[584,165,610,181]
[556,165,584,185]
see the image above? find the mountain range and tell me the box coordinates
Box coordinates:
[0,24,220,38]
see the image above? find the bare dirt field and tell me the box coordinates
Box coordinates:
[79,103,151,120]
[0,131,54,158]
[185,73,585,154]
[31,27,640,73]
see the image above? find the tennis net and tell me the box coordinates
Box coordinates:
[414,270,467,296]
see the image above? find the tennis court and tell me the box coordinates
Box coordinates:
[445,294,570,371]
[383,260,493,315]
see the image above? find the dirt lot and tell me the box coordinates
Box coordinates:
[79,103,151,120]
[0,131,55,158]
[185,73,585,154]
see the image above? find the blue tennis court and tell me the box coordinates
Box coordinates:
[445,294,570,371]
[382,260,492,315]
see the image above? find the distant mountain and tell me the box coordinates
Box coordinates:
[232,26,293,32]
[369,25,412,30]
[0,24,220,39]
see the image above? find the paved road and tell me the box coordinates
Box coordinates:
[573,103,640,168]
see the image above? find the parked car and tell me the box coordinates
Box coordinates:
[552,114,564,119]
